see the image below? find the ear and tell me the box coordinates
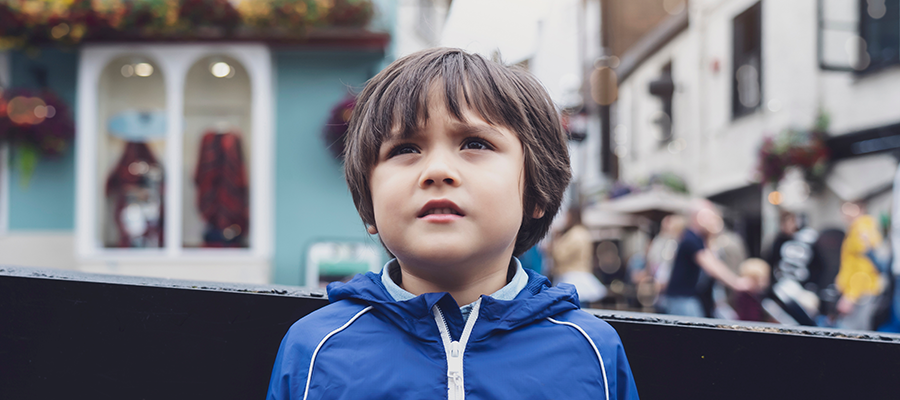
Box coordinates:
[531,207,544,219]
[366,225,378,235]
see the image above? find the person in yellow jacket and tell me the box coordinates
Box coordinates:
[835,206,885,331]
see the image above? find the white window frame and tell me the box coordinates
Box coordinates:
[0,50,10,236]
[75,43,273,263]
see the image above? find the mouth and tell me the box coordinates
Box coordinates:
[417,199,465,218]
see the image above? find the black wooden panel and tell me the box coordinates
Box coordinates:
[0,268,327,400]
[3,267,900,399]
[599,312,900,400]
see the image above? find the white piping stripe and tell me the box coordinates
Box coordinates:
[547,317,610,400]
[303,306,373,400]
[458,299,480,351]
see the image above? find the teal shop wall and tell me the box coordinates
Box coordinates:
[6,48,78,231]
[370,0,398,69]
[272,51,387,286]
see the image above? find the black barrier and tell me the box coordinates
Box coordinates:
[2,266,899,399]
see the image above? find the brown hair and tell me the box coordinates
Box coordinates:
[343,47,571,256]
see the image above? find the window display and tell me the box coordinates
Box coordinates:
[77,44,272,264]
[182,56,252,248]
[97,56,166,248]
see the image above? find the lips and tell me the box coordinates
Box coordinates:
[418,199,465,218]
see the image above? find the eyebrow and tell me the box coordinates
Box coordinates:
[382,121,507,148]
[448,122,506,140]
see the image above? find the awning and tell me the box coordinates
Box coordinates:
[597,188,693,218]
[582,206,638,229]
[825,153,897,202]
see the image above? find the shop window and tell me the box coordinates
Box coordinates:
[859,0,900,71]
[182,56,251,249]
[818,0,900,72]
[98,56,167,248]
[77,44,272,261]
[732,2,762,119]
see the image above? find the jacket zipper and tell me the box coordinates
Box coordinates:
[433,299,481,400]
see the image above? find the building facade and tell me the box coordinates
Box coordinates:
[612,0,900,253]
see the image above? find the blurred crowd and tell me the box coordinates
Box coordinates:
[527,201,900,333]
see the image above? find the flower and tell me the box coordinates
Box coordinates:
[756,115,830,185]
[0,87,75,157]
[0,86,75,184]
[0,0,377,47]
[322,94,356,160]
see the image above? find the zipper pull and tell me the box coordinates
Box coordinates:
[447,340,464,396]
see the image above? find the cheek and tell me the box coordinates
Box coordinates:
[483,164,527,224]
[369,168,399,223]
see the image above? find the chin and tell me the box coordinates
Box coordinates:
[408,248,470,264]
[400,242,517,270]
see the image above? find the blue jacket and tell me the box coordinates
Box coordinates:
[267,269,639,400]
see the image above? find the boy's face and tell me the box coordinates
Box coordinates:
[369,99,527,272]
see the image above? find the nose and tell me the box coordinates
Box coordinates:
[419,151,461,188]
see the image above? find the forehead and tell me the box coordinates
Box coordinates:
[385,84,515,141]
[354,49,544,167]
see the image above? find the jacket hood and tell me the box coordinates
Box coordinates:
[326,269,581,341]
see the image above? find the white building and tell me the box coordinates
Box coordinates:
[392,0,452,58]
[612,0,900,253]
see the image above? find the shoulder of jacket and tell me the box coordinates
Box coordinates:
[282,300,373,351]
[547,309,624,349]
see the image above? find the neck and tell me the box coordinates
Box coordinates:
[397,256,513,306]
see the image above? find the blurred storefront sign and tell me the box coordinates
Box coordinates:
[305,240,382,289]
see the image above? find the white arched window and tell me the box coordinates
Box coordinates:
[76,44,272,283]
[182,55,252,249]
[97,56,167,249]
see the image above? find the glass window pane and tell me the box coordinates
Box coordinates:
[182,56,252,248]
[98,57,166,248]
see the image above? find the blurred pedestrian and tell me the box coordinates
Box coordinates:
[551,208,607,307]
[646,214,686,289]
[735,258,771,322]
[767,210,799,284]
[835,202,885,330]
[710,225,748,319]
[665,200,753,318]
[640,214,686,312]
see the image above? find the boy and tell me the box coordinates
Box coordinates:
[267,48,639,400]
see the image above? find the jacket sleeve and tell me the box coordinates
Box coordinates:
[611,332,640,400]
[570,312,641,400]
[267,322,314,400]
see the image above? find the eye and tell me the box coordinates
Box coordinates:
[387,144,420,158]
[462,138,492,150]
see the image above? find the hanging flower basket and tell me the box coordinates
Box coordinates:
[0,87,75,184]
[0,0,376,49]
[322,94,356,160]
[756,114,830,186]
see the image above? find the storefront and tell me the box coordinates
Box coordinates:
[0,1,391,286]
